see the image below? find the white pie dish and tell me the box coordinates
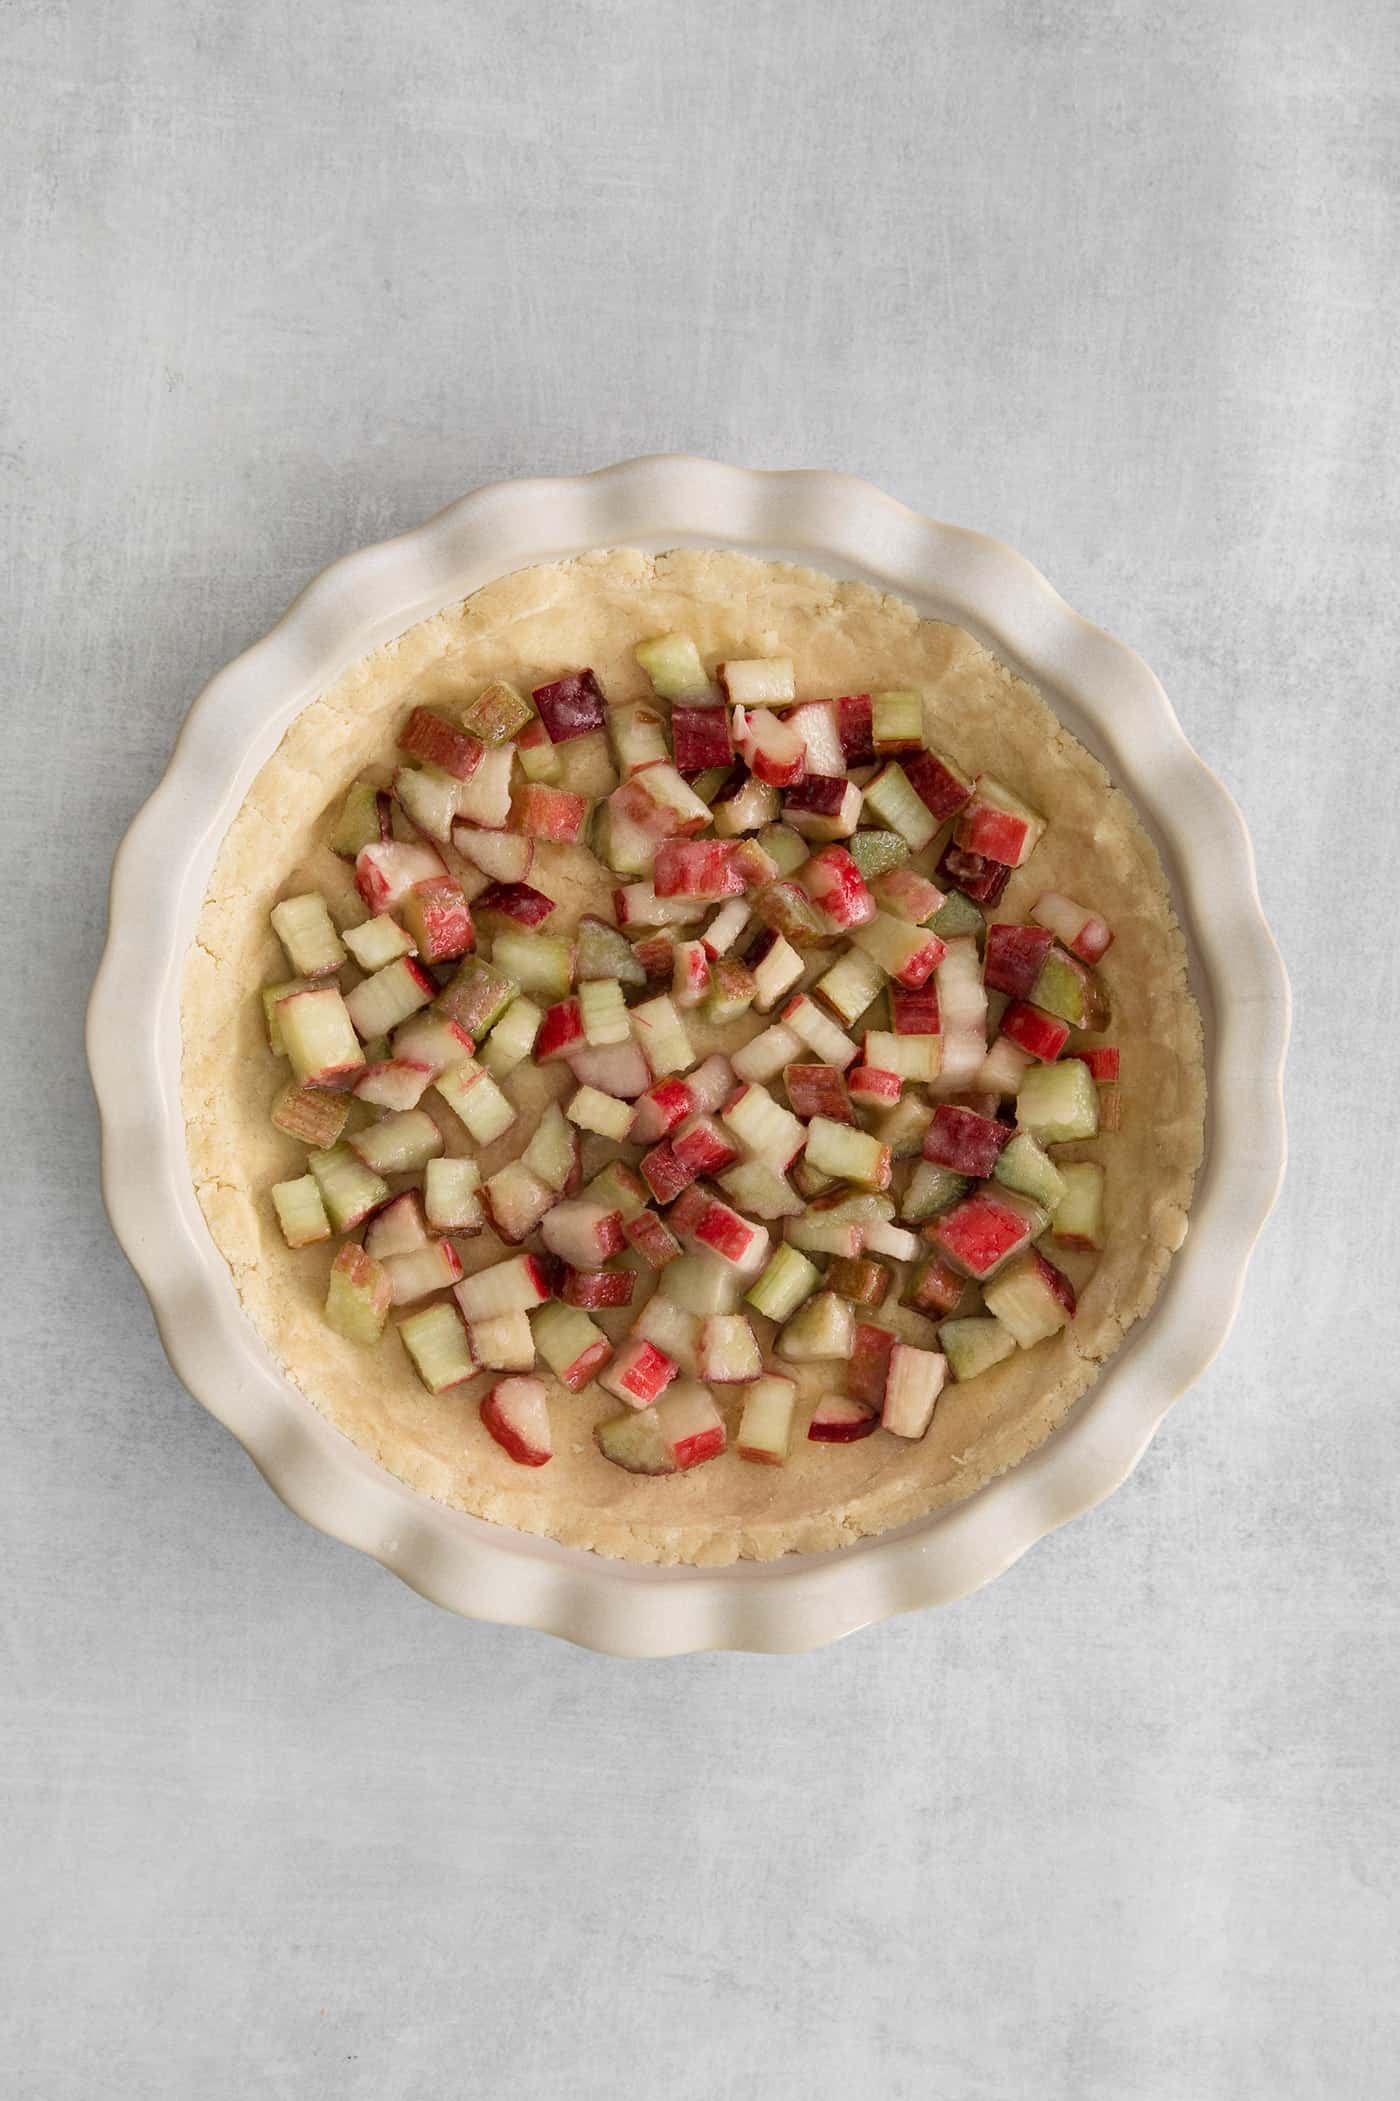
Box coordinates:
[88,456,1288,1655]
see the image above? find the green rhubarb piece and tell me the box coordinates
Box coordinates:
[398,1301,477,1392]
[900,1162,970,1221]
[861,763,938,850]
[583,1159,649,1220]
[270,1080,349,1150]
[324,1243,391,1345]
[491,930,575,1007]
[634,631,709,698]
[688,768,730,806]
[703,957,757,1025]
[271,1174,331,1249]
[775,1290,855,1363]
[595,1407,677,1475]
[756,823,811,878]
[309,1144,390,1232]
[577,914,647,986]
[930,889,985,942]
[1030,947,1092,1026]
[745,1244,821,1324]
[993,1132,1067,1210]
[814,949,885,1029]
[262,977,311,1055]
[940,1316,1018,1382]
[1016,1060,1100,1145]
[462,678,533,746]
[330,778,383,858]
[846,828,910,881]
[434,957,517,1037]
[871,690,924,750]
[1051,1161,1106,1249]
[754,880,826,949]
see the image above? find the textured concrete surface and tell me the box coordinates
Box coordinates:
[4,2,1397,2096]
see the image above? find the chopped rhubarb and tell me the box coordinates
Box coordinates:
[652,839,743,900]
[932,1187,1045,1281]
[936,841,1012,906]
[400,877,474,963]
[398,707,484,781]
[835,693,875,765]
[1000,1000,1071,1062]
[671,704,734,774]
[807,1395,879,1443]
[923,1103,1011,1177]
[802,845,875,931]
[474,881,556,928]
[512,783,590,843]
[481,1377,553,1465]
[600,1336,679,1409]
[623,1208,684,1268]
[531,669,607,743]
[903,748,972,821]
[784,1064,853,1124]
[561,1265,636,1309]
[955,775,1045,868]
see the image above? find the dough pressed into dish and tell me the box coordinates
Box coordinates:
[182,548,1205,1564]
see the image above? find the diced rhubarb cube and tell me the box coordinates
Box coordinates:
[923,1103,1011,1177]
[655,1383,727,1470]
[807,1395,880,1443]
[936,842,1012,906]
[783,1064,853,1123]
[671,1114,741,1178]
[640,1142,697,1207]
[848,1065,902,1108]
[905,1257,964,1318]
[623,1208,684,1268]
[481,1376,553,1466]
[871,867,944,924]
[401,877,474,963]
[782,773,863,839]
[732,704,806,787]
[536,998,586,1062]
[474,881,556,927]
[398,707,484,781]
[904,748,972,821]
[1000,1000,1071,1062]
[955,775,1045,868]
[561,1265,636,1309]
[690,1198,769,1274]
[540,1201,626,1269]
[983,922,1055,999]
[1032,891,1115,964]
[354,839,447,914]
[652,839,743,900]
[671,705,734,773]
[848,1323,896,1406]
[802,845,875,931]
[600,1336,679,1409]
[932,1188,1044,1280]
[512,784,589,843]
[882,1343,947,1440]
[832,693,874,765]
[531,668,607,743]
[891,986,942,1035]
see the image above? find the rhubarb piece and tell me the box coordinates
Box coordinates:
[900,1161,970,1222]
[271,1081,350,1149]
[721,1081,806,1169]
[730,930,793,1017]
[787,699,845,776]
[307,1143,389,1231]
[571,978,628,1051]
[452,826,534,884]
[930,889,985,941]
[631,1076,693,1144]
[700,898,751,960]
[635,631,709,699]
[733,705,806,788]
[863,1219,919,1261]
[698,1312,763,1384]
[531,668,607,743]
[1050,1161,1106,1249]
[802,846,875,932]
[278,986,365,1089]
[923,1103,1010,1178]
[515,716,562,783]
[343,956,435,1041]
[711,766,780,838]
[904,748,972,822]
[782,994,857,1070]
[474,881,555,930]
[652,840,742,903]
[671,938,710,1011]
[936,843,1011,906]
[396,1301,475,1392]
[870,689,925,754]
[324,1242,391,1345]
[809,951,881,1033]
[790,1160,836,1201]
[535,998,585,1064]
[882,1342,947,1439]
[717,658,795,705]
[483,1160,556,1244]
[1071,1046,1121,1082]
[433,1058,516,1144]
[736,1375,798,1465]
[462,677,533,746]
[931,1187,1047,1281]
[399,878,473,965]
[671,703,733,773]
[561,1265,635,1310]
[983,923,1055,1000]
[630,1293,701,1375]
[331,778,386,858]
[862,761,939,850]
[747,824,803,879]
[784,1213,859,1259]
[782,774,863,840]
[519,1102,578,1194]
[609,700,670,776]
[659,1249,742,1319]
[955,775,1045,868]
[617,763,712,837]
[392,1011,474,1076]
[349,1108,443,1177]
[399,707,485,782]
[654,1382,727,1470]
[480,995,542,1079]
[262,977,311,1054]
[872,868,944,924]
[745,1244,820,1324]
[862,1028,942,1084]
[600,1335,679,1410]
[876,1093,934,1159]
[491,930,575,1008]
[777,1290,854,1363]
[454,1252,553,1323]
[623,1208,683,1269]
[342,916,416,974]
[1016,1059,1100,1144]
[941,1316,1018,1382]
[1032,891,1114,964]
[803,1116,891,1191]
[974,1036,1035,1099]
[640,1142,696,1206]
[905,1257,964,1318]
[393,764,469,842]
[678,1195,770,1275]
[434,956,517,1039]
[993,1131,1067,1211]
[730,1020,804,1085]
[469,1309,536,1371]
[846,830,910,883]
[983,1249,1076,1348]
[512,783,590,844]
[424,1156,484,1234]
[355,839,448,915]
[933,937,988,1090]
[631,995,695,1078]
[784,1064,853,1123]
[672,1114,741,1179]
[849,1064,902,1109]
[826,1256,891,1308]
[382,1237,465,1305]
[1001,1000,1070,1062]
[453,744,515,828]
[580,1154,654,1217]
[890,986,941,1036]
[566,1085,633,1142]
[851,911,947,990]
[541,1200,625,1270]
[532,1302,612,1390]
[480,1376,552,1466]
[830,692,873,765]
[595,1405,677,1474]
[270,893,346,979]
[615,880,705,928]
[808,1395,879,1442]
[848,1323,896,1406]
[717,1159,801,1219]
[271,1174,331,1249]
[1029,947,1109,1030]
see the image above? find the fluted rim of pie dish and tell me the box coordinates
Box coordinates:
[87,457,1289,1655]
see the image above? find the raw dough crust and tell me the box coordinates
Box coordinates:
[182,549,1204,1564]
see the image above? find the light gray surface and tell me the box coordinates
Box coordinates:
[3,2,1396,2095]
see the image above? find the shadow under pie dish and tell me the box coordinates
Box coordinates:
[180,545,1206,1566]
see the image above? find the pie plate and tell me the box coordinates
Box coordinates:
[87,457,1289,1655]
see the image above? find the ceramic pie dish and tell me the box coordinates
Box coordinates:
[88,457,1288,1654]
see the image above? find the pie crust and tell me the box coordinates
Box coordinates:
[181,549,1205,1565]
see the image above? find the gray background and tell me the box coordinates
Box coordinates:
[4,2,1396,2096]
